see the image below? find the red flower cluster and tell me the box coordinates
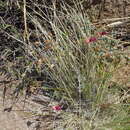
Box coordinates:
[84,31,108,44]
[52,105,62,111]
[85,37,97,43]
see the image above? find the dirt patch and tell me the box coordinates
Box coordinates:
[112,64,130,87]
[0,100,28,130]
[0,78,61,130]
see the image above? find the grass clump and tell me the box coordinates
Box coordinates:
[25,5,129,129]
[0,1,130,129]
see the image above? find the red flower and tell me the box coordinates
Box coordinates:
[98,31,108,36]
[52,105,62,111]
[84,37,97,43]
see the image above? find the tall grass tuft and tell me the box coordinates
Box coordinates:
[25,4,130,129]
[1,1,130,129]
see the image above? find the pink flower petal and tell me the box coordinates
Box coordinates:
[85,37,97,43]
[52,105,62,111]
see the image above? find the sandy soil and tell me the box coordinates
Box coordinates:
[0,78,56,130]
[0,101,29,130]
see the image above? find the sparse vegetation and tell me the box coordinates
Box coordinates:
[0,0,130,130]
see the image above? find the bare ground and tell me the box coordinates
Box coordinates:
[0,99,29,130]
[0,77,60,130]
